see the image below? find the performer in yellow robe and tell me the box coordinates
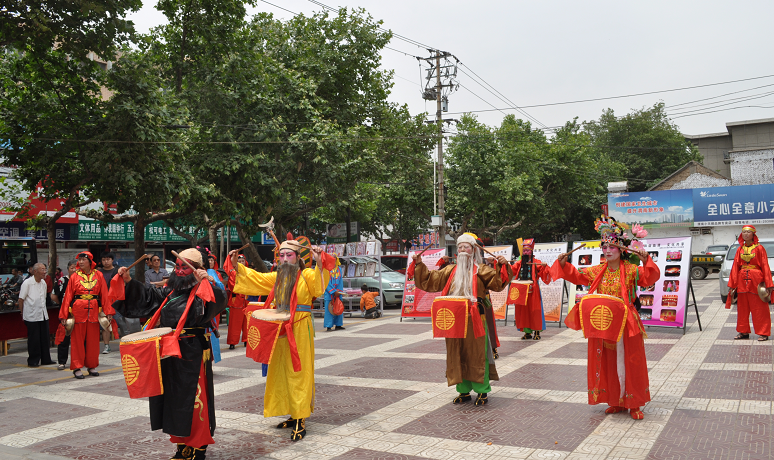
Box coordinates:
[230,240,330,442]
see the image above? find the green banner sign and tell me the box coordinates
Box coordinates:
[75,220,263,243]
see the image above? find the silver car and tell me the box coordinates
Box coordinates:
[718,238,774,303]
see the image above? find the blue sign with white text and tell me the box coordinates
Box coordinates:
[693,184,774,226]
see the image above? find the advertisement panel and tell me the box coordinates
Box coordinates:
[401,248,446,318]
[481,245,513,320]
[608,189,693,228]
[693,184,774,226]
[533,242,568,322]
[567,237,692,329]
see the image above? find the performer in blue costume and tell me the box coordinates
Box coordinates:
[323,263,345,331]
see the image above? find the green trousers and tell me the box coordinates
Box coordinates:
[456,322,491,394]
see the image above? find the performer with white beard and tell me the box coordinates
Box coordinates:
[412,233,512,406]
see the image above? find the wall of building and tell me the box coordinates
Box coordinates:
[726,119,774,151]
[687,134,732,178]
[729,149,774,185]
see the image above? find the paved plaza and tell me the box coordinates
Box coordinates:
[0,276,771,460]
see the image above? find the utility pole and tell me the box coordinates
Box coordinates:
[435,50,446,252]
[420,50,458,251]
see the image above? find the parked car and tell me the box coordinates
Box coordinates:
[381,255,409,275]
[718,239,774,303]
[346,257,405,307]
[703,245,729,256]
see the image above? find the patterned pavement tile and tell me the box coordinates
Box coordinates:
[216,383,266,415]
[497,363,588,391]
[545,343,587,360]
[313,383,417,425]
[353,323,430,335]
[317,357,447,383]
[330,448,426,460]
[0,397,102,436]
[644,343,676,361]
[216,352,332,370]
[685,370,773,401]
[315,336,398,350]
[28,416,291,459]
[0,366,71,384]
[387,338,539,357]
[395,398,605,451]
[648,409,771,460]
[704,345,773,364]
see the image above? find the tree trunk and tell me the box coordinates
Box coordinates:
[346,207,352,243]
[46,217,57,276]
[234,221,267,273]
[134,214,146,284]
[208,225,218,259]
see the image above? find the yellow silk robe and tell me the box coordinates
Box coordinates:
[233,263,330,419]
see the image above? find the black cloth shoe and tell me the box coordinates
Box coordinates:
[475,393,488,406]
[453,393,472,404]
[326,327,333,332]
[735,333,750,340]
[27,363,40,368]
[276,417,295,429]
[492,348,499,359]
[533,331,541,340]
[521,333,532,340]
[191,446,207,460]
[73,370,85,379]
[229,344,235,350]
[290,418,306,441]
[87,368,99,376]
[170,443,192,460]
[243,342,247,347]
[334,326,346,330]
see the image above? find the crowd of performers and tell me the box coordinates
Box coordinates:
[71,219,767,460]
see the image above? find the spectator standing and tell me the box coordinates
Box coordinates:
[359,285,381,319]
[19,263,55,367]
[98,252,119,353]
[144,254,169,287]
[53,260,77,370]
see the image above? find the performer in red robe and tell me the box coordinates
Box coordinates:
[551,217,659,420]
[59,251,113,379]
[224,255,250,349]
[510,238,552,340]
[728,225,774,341]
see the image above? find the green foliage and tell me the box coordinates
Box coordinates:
[583,103,702,191]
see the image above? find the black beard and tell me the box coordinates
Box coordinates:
[167,271,197,291]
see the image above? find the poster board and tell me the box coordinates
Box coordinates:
[533,242,569,322]
[567,236,692,328]
[482,246,513,320]
[401,248,446,318]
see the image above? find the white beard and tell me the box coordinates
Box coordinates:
[450,252,479,299]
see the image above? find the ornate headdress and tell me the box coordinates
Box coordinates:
[594,215,648,263]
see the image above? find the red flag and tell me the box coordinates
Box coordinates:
[245,314,283,365]
[578,294,628,342]
[506,281,531,306]
[120,338,164,399]
[431,297,470,338]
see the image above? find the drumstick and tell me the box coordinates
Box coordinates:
[171,250,197,272]
[605,241,631,252]
[475,244,498,258]
[237,243,251,252]
[126,254,150,271]
[567,243,586,255]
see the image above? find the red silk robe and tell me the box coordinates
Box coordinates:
[510,259,552,331]
[223,257,250,345]
[728,243,773,336]
[552,257,660,409]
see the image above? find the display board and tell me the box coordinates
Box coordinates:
[401,248,446,318]
[567,236,691,328]
[533,242,569,322]
[481,246,513,320]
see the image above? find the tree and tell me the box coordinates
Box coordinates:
[583,103,702,191]
[1,0,140,275]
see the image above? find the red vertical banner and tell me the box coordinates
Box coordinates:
[401,248,446,318]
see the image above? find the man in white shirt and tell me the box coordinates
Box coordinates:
[19,263,54,367]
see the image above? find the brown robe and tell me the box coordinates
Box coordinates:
[414,262,512,386]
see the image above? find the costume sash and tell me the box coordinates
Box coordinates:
[440,265,485,338]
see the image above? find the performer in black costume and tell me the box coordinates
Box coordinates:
[112,248,227,460]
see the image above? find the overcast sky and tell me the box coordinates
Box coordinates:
[127,0,774,137]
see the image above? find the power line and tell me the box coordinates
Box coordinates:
[457,64,547,129]
[442,73,774,115]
